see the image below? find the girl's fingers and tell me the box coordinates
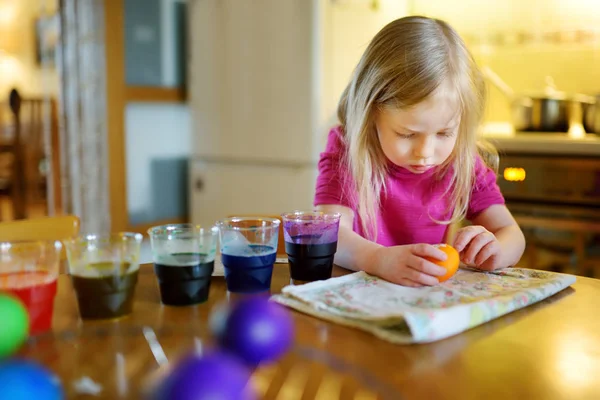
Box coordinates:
[404,263,441,286]
[462,232,495,265]
[453,226,487,252]
[395,278,424,288]
[407,254,447,277]
[411,243,447,261]
[474,240,499,266]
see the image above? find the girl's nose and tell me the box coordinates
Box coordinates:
[413,136,435,160]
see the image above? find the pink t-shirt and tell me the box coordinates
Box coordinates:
[314,126,505,246]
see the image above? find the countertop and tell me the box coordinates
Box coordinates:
[481,123,600,156]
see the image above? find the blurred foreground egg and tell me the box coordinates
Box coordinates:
[219,297,294,366]
[154,351,256,400]
[0,293,29,359]
[0,359,63,400]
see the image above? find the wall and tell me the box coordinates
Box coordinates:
[125,103,191,225]
[410,0,600,125]
[315,0,409,153]
[0,0,59,98]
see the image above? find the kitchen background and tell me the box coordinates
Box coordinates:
[0,0,599,275]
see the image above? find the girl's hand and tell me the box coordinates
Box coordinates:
[453,225,502,271]
[368,244,448,287]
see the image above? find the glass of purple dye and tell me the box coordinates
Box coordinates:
[281,211,341,283]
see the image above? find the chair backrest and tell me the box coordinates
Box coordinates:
[0,215,80,267]
[7,88,60,219]
[0,215,80,242]
[477,139,500,174]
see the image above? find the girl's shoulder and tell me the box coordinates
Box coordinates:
[322,125,347,154]
[473,152,497,177]
[439,153,494,187]
[447,153,492,174]
[471,153,501,192]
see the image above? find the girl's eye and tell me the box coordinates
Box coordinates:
[437,131,454,138]
[396,132,414,139]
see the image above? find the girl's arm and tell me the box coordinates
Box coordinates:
[315,204,380,271]
[453,204,525,270]
[316,204,448,286]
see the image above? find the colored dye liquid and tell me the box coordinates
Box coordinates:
[0,272,57,335]
[283,220,340,244]
[285,241,337,282]
[221,245,276,293]
[154,252,214,306]
[71,262,138,320]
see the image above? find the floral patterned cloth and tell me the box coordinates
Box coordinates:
[272,268,576,343]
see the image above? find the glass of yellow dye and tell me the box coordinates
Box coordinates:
[65,233,143,320]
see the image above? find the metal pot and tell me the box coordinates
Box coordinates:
[510,92,569,132]
[482,67,588,132]
[582,95,600,134]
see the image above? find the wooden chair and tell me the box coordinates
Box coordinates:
[4,88,61,220]
[514,215,600,277]
[477,139,500,173]
[0,215,80,242]
[0,215,80,266]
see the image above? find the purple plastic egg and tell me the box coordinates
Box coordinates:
[220,297,294,365]
[155,351,256,400]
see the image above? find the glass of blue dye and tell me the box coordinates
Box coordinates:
[216,217,280,293]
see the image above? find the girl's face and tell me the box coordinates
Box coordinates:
[375,82,461,174]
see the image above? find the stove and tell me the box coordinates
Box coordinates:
[492,133,600,277]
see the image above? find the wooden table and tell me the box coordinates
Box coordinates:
[20,264,600,399]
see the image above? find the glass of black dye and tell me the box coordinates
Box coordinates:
[148,224,218,306]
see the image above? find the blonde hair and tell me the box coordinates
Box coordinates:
[337,16,494,240]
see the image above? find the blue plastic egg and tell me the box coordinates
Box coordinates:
[0,359,63,400]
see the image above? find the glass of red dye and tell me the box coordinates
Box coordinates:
[0,240,63,335]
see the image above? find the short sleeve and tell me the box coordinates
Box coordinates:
[466,155,506,220]
[313,126,355,208]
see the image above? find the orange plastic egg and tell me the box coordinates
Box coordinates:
[427,243,460,282]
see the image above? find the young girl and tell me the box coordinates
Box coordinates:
[314,16,525,287]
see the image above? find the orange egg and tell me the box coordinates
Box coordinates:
[426,243,460,282]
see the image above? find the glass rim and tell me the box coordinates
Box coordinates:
[216,217,281,231]
[0,239,63,250]
[147,224,218,237]
[65,232,143,245]
[281,210,342,222]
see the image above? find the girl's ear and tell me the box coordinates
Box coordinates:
[372,106,381,120]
